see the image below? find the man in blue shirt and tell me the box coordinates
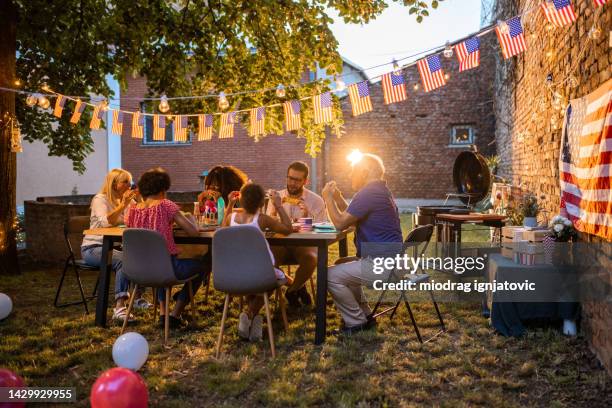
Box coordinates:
[322,153,403,334]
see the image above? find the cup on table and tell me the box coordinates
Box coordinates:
[298,217,313,232]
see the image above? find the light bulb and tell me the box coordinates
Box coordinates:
[14,79,21,87]
[41,83,50,92]
[589,25,602,40]
[347,149,363,165]
[497,20,509,36]
[413,83,419,91]
[38,95,50,109]
[443,42,454,59]
[25,94,38,106]
[218,92,229,110]
[335,76,346,92]
[100,100,109,112]
[275,84,286,98]
[158,94,170,113]
[546,50,554,58]
[444,73,450,80]
[568,75,578,89]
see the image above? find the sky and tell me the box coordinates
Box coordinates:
[329,0,484,79]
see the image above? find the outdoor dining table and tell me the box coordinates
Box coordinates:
[83,226,349,345]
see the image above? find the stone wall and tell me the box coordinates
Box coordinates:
[492,0,612,374]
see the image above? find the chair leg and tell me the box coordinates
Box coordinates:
[203,274,211,304]
[153,288,158,323]
[430,290,446,331]
[277,288,289,331]
[404,298,423,343]
[73,264,90,314]
[389,299,401,320]
[120,285,138,335]
[164,288,170,346]
[188,281,195,324]
[90,275,100,299]
[263,292,276,358]
[309,276,316,298]
[53,258,71,308]
[215,294,230,358]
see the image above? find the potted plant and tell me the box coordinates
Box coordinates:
[519,193,540,227]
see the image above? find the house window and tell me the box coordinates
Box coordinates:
[450,125,474,146]
[141,103,191,145]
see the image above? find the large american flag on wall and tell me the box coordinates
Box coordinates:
[560,78,612,240]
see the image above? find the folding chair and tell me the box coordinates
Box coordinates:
[54,216,99,313]
[369,224,445,343]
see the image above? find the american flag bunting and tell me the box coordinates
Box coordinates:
[381,72,407,104]
[111,110,124,135]
[495,16,527,59]
[417,54,447,92]
[153,114,166,141]
[249,107,266,136]
[90,103,104,130]
[174,115,189,142]
[53,95,66,118]
[131,112,144,139]
[69,100,85,124]
[283,100,301,131]
[198,114,213,141]
[593,0,608,7]
[541,0,576,27]
[348,81,373,116]
[455,37,481,72]
[219,112,236,139]
[313,92,334,124]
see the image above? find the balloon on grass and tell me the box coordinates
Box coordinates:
[0,293,13,320]
[90,368,148,408]
[112,332,149,371]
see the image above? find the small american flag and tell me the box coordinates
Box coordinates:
[313,92,334,124]
[198,114,213,141]
[219,112,236,139]
[249,107,265,136]
[111,110,124,135]
[381,72,407,104]
[283,100,301,131]
[153,114,166,141]
[69,99,86,124]
[560,78,612,240]
[541,0,576,27]
[593,0,608,7]
[90,103,104,130]
[455,37,481,72]
[131,112,144,139]
[495,16,527,59]
[173,115,189,142]
[53,95,66,118]
[348,81,373,116]
[417,55,446,92]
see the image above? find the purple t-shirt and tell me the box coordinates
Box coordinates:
[347,180,403,257]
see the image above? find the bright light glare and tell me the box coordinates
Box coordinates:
[347,149,364,165]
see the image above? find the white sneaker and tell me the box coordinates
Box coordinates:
[249,315,263,342]
[238,312,252,339]
[112,306,135,323]
[562,319,577,336]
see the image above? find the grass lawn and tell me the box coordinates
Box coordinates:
[0,215,610,407]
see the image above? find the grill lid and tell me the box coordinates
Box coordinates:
[452,147,491,205]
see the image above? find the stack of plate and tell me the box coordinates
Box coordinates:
[313,222,337,233]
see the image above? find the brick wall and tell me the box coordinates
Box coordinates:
[325,37,497,197]
[492,0,612,374]
[121,48,496,198]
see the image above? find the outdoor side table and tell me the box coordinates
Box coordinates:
[487,253,579,337]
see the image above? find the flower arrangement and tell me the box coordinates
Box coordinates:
[519,193,540,218]
[549,215,577,242]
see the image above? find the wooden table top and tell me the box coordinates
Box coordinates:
[435,213,507,222]
[83,227,347,241]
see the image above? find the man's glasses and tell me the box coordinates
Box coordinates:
[287,176,304,183]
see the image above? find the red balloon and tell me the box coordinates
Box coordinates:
[90,368,148,408]
[0,368,26,408]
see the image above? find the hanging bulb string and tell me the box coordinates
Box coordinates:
[0,1,602,108]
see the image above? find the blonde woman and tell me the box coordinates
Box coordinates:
[81,168,149,323]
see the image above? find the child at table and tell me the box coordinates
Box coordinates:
[125,167,209,329]
[222,183,293,341]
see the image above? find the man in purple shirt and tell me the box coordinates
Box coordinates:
[322,153,403,334]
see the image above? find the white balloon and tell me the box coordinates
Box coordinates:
[0,293,12,320]
[112,332,149,371]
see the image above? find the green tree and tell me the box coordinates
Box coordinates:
[0,0,443,273]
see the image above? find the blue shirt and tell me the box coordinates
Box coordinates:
[347,180,403,257]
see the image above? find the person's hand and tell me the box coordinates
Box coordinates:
[321,181,336,201]
[298,198,310,218]
[121,189,136,207]
[229,191,240,206]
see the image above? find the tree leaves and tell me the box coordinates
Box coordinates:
[14,0,442,172]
